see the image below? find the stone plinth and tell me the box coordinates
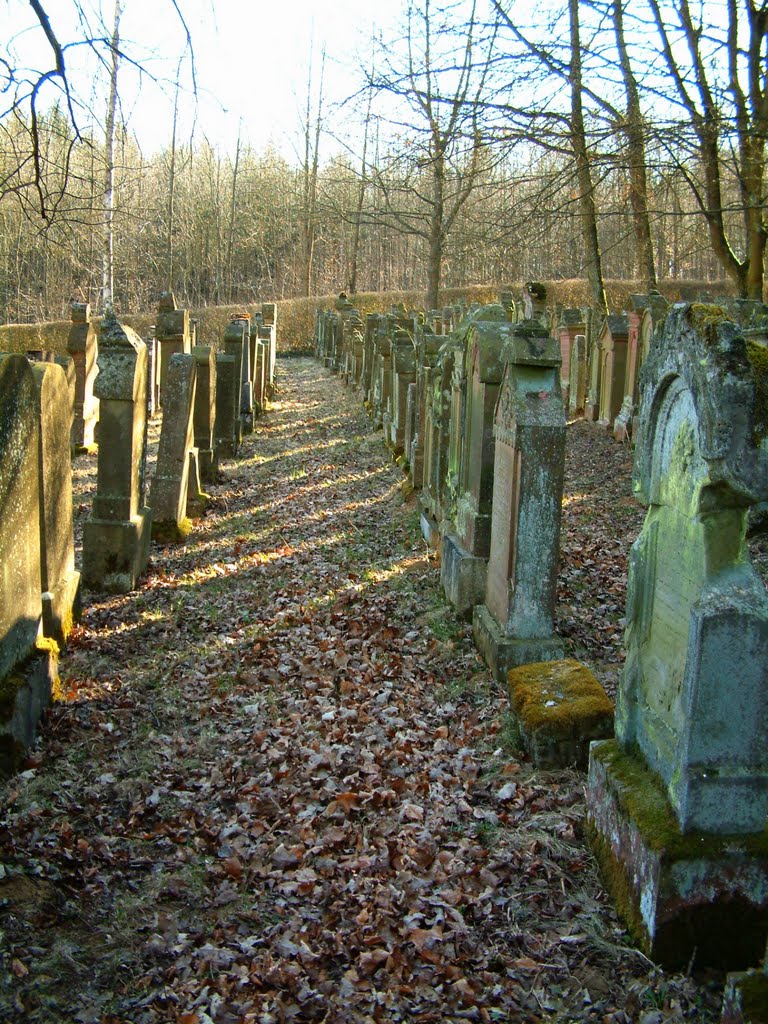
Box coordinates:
[587,303,768,971]
[441,307,509,616]
[82,315,151,593]
[155,291,191,408]
[32,363,81,644]
[214,353,238,459]
[588,740,768,970]
[192,345,218,484]
[67,301,99,450]
[151,353,197,543]
[506,660,613,768]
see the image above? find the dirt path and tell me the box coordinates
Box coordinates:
[0,359,721,1022]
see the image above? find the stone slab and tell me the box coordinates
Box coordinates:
[82,511,152,593]
[441,530,487,618]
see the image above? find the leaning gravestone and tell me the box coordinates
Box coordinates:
[0,354,58,773]
[151,352,199,543]
[473,321,566,678]
[82,315,152,593]
[587,303,768,970]
[32,362,81,643]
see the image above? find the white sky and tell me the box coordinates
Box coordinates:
[6,0,403,159]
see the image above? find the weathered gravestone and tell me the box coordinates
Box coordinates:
[82,315,152,593]
[567,334,587,419]
[587,303,768,970]
[0,354,59,773]
[558,308,587,399]
[238,313,254,433]
[192,345,218,484]
[32,362,81,644]
[262,302,277,394]
[595,314,629,429]
[214,353,238,459]
[387,329,417,456]
[224,317,248,446]
[155,292,191,408]
[473,321,566,676]
[441,305,509,616]
[151,352,200,543]
[67,301,99,451]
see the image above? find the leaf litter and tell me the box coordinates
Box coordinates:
[0,359,724,1022]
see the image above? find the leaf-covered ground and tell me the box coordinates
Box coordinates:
[0,358,726,1023]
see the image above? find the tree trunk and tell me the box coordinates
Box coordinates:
[102,0,121,313]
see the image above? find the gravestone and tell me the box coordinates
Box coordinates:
[596,313,629,428]
[192,345,218,484]
[558,308,587,398]
[67,301,99,451]
[388,329,416,455]
[53,354,76,444]
[256,326,270,412]
[420,333,464,547]
[0,354,58,774]
[587,303,768,970]
[262,302,277,394]
[567,334,587,418]
[238,313,254,432]
[409,326,442,488]
[214,353,238,459]
[82,314,152,593]
[32,362,81,644]
[441,306,510,616]
[155,291,190,408]
[224,317,248,445]
[372,324,393,431]
[151,353,199,543]
[473,321,566,677]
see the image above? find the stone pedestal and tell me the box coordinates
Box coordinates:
[32,363,81,644]
[151,353,198,543]
[587,304,768,970]
[67,301,99,450]
[82,315,151,593]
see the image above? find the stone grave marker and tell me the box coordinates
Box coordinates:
[473,320,566,675]
[32,362,81,644]
[151,352,199,542]
[192,345,218,484]
[214,353,238,459]
[82,314,152,593]
[567,334,587,418]
[67,301,99,451]
[587,303,768,970]
[155,291,190,408]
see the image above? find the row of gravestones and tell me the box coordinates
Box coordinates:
[0,301,277,776]
[314,291,768,996]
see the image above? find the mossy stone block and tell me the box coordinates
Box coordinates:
[508,658,613,768]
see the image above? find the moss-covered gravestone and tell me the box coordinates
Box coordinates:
[0,355,58,773]
[66,301,99,451]
[388,329,416,456]
[587,303,768,970]
[32,362,81,643]
[82,315,152,593]
[151,353,198,543]
[473,321,566,678]
[441,306,510,617]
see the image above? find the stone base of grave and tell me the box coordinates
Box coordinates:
[42,570,82,646]
[613,396,634,443]
[441,531,487,618]
[506,659,613,768]
[0,645,59,776]
[152,517,193,545]
[722,969,768,1023]
[419,507,441,550]
[473,603,564,682]
[83,509,152,593]
[587,739,768,971]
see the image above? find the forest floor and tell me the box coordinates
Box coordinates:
[0,358,740,1022]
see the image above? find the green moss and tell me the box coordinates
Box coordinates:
[509,659,613,738]
[0,673,25,717]
[152,517,193,545]
[747,340,768,443]
[688,302,729,344]
[586,819,651,951]
[74,442,98,457]
[592,740,768,859]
